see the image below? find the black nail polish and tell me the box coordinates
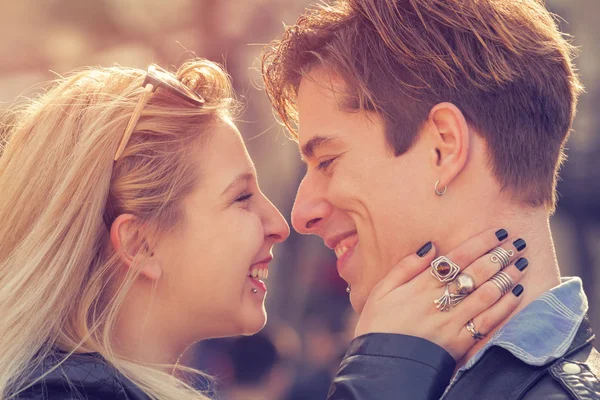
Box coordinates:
[417,241,433,257]
[495,229,508,241]
[513,238,527,251]
[515,257,529,271]
[512,284,524,297]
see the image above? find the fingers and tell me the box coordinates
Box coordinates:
[443,228,509,273]
[457,261,528,325]
[373,242,437,297]
[458,283,524,344]
[454,237,527,292]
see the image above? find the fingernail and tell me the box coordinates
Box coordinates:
[495,229,508,241]
[515,257,529,271]
[513,238,527,251]
[417,241,433,257]
[512,284,524,297]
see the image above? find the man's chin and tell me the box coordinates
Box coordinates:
[349,288,368,314]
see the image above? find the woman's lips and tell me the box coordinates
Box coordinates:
[248,276,267,292]
[248,257,270,294]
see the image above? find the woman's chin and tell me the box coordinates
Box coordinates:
[241,310,267,335]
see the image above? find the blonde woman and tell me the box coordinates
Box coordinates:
[0,59,524,400]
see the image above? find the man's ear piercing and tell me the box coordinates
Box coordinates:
[435,180,447,196]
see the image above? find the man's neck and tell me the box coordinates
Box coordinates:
[437,206,562,370]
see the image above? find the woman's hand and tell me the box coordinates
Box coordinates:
[354,228,528,360]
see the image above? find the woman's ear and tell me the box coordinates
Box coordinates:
[110,214,162,281]
[424,102,470,188]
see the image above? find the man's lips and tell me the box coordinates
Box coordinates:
[325,230,358,250]
[334,233,359,259]
[336,243,357,280]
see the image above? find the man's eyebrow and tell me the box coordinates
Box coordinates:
[220,172,254,196]
[300,135,340,159]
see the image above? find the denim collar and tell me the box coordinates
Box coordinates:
[442,277,588,397]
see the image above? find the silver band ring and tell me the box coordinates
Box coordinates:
[489,271,514,296]
[466,319,486,341]
[489,247,514,270]
[430,256,461,284]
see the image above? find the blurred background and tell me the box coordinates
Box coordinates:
[0,0,598,398]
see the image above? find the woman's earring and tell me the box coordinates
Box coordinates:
[434,180,447,196]
[142,260,162,280]
[140,249,162,280]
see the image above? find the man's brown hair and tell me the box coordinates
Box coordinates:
[262,0,583,211]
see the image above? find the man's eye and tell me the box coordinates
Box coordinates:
[317,158,336,172]
[235,193,254,202]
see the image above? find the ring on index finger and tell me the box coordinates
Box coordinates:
[430,256,461,284]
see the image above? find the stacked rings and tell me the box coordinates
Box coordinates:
[488,247,514,270]
[489,271,513,296]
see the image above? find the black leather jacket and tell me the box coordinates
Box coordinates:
[14,316,600,399]
[328,315,600,400]
[16,350,150,399]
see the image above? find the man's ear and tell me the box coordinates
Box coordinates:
[110,214,162,281]
[425,102,470,189]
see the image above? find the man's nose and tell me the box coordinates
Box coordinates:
[291,176,332,235]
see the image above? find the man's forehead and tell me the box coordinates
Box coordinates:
[296,69,347,153]
[298,67,348,101]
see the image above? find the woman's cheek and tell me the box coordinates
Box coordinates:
[236,210,265,246]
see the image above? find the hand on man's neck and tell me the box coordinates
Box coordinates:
[439,202,562,370]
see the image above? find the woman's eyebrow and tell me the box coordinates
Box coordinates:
[220,172,254,196]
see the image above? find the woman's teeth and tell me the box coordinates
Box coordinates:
[249,267,268,280]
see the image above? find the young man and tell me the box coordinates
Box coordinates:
[262,0,600,398]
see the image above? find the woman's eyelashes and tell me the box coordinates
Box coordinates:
[235,192,254,203]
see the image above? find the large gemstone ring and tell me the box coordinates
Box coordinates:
[430,256,461,284]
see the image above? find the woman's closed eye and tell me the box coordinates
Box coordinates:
[235,192,254,203]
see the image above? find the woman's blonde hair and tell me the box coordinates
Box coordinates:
[0,58,237,399]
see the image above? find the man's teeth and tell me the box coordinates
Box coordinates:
[335,245,349,259]
[249,267,268,280]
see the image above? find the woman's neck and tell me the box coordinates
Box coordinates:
[111,283,185,368]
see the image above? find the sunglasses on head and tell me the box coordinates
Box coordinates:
[114,64,205,160]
